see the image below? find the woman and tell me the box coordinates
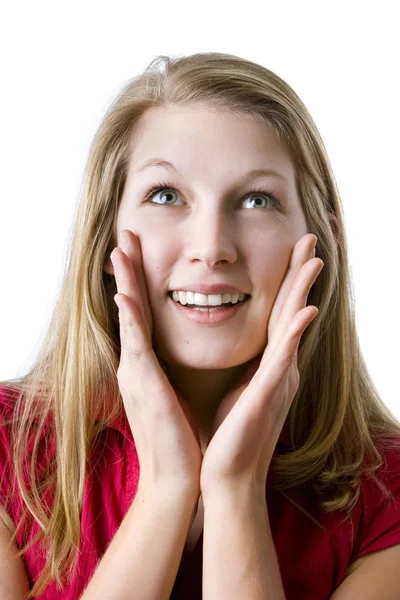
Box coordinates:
[1,52,400,599]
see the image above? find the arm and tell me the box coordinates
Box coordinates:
[81,482,198,600]
[202,486,286,600]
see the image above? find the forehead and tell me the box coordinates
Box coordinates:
[128,105,296,183]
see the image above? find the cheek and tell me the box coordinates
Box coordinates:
[139,237,174,305]
[258,256,289,294]
[249,239,292,333]
[250,238,290,292]
[116,214,177,302]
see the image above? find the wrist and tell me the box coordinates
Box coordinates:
[137,477,200,506]
[202,481,266,506]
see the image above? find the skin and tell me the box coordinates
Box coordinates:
[104,104,312,451]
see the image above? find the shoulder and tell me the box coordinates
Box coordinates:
[0,385,22,531]
[0,383,18,420]
[0,383,56,494]
[0,382,54,436]
[0,384,18,457]
[361,439,400,505]
[349,439,400,565]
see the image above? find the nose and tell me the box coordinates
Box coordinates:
[182,207,238,268]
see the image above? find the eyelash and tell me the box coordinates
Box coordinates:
[143,181,282,211]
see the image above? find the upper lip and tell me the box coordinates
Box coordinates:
[169,284,250,295]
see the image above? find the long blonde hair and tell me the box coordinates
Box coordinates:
[1,52,399,598]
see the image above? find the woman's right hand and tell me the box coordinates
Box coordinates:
[110,229,203,496]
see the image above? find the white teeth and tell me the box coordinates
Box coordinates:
[171,291,246,306]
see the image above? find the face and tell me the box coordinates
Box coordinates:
[105,105,309,370]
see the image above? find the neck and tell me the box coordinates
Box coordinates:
[160,359,255,437]
[159,356,291,449]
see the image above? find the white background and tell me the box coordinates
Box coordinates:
[1,1,398,417]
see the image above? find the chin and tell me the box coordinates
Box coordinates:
[157,347,257,371]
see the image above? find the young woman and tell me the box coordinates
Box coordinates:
[1,52,399,600]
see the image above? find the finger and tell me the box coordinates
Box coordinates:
[266,255,323,359]
[268,234,317,332]
[111,239,152,356]
[281,257,324,327]
[111,246,146,329]
[111,240,151,339]
[248,305,319,406]
[113,290,172,410]
[118,230,153,335]
[292,306,319,357]
[113,289,152,355]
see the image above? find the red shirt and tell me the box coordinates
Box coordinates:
[1,385,400,599]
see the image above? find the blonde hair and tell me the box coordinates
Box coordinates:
[1,52,399,597]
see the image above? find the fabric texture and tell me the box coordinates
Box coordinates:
[1,385,400,599]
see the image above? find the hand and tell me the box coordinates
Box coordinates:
[199,233,324,497]
[111,229,203,494]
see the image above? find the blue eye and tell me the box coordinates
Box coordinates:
[143,181,281,210]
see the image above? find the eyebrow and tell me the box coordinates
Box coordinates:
[134,158,287,182]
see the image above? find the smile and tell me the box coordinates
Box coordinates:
[168,293,250,326]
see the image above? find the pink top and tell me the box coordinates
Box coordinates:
[1,384,400,599]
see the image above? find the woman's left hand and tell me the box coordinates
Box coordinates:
[199,233,324,497]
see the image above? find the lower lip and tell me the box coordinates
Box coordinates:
[168,295,250,326]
